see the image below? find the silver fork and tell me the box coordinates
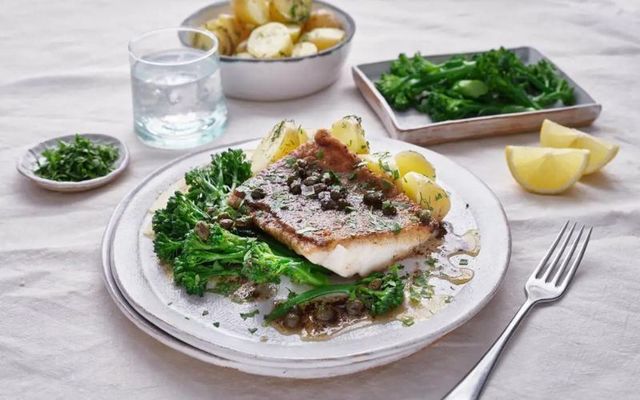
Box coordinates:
[443,221,593,400]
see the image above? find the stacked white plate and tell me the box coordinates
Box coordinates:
[101,137,511,378]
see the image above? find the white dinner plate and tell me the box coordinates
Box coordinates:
[102,136,511,378]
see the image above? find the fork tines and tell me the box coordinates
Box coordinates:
[531,221,593,289]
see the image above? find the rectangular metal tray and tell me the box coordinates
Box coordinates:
[352,47,601,145]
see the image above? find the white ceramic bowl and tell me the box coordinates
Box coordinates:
[16,133,129,192]
[182,1,355,101]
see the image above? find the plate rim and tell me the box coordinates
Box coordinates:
[102,136,511,366]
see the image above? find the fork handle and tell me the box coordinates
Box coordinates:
[442,299,535,400]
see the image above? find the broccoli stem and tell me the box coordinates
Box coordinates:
[266,284,354,321]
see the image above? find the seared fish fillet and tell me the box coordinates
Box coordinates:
[229,130,439,277]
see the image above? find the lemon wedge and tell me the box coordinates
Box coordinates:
[540,119,619,174]
[505,146,589,194]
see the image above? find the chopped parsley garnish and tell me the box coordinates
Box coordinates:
[400,316,415,327]
[201,310,209,316]
[409,270,435,304]
[212,322,220,328]
[459,259,469,266]
[35,134,119,182]
[240,309,260,320]
[316,149,325,159]
[248,327,258,334]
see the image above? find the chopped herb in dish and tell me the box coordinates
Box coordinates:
[35,134,119,182]
[240,309,260,320]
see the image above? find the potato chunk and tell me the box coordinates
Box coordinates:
[269,0,312,23]
[232,0,270,26]
[285,24,302,42]
[394,150,436,180]
[301,28,345,51]
[291,42,318,57]
[401,172,450,220]
[330,115,369,154]
[251,120,306,173]
[304,9,342,31]
[247,22,293,59]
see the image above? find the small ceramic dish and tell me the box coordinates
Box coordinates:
[16,133,130,193]
[181,0,355,101]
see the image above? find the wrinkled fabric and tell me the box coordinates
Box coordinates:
[1,0,639,399]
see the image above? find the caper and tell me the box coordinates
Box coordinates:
[283,311,301,329]
[363,191,383,208]
[345,299,365,316]
[289,182,302,195]
[330,188,343,201]
[321,172,336,185]
[382,201,397,216]
[194,221,210,241]
[303,175,320,186]
[315,304,336,322]
[218,218,234,230]
[368,278,383,290]
[418,209,432,224]
[337,198,351,210]
[235,216,253,227]
[251,187,266,200]
[295,159,308,169]
[313,183,327,194]
[216,212,231,220]
[320,198,337,210]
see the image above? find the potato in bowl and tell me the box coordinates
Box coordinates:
[181,0,355,101]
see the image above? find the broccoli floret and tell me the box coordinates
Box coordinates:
[243,242,329,287]
[375,74,415,110]
[153,232,185,263]
[266,265,406,322]
[169,223,329,296]
[152,192,209,241]
[185,149,252,210]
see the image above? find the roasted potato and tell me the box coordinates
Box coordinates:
[301,27,345,51]
[251,120,307,173]
[304,9,342,31]
[269,0,312,23]
[291,41,318,57]
[232,0,270,26]
[247,22,293,59]
[330,115,369,154]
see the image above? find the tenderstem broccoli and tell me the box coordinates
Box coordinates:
[266,265,405,322]
[376,47,575,122]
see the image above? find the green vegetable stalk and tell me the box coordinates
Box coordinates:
[266,265,406,321]
[375,48,575,122]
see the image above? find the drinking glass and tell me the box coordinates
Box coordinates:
[128,27,227,149]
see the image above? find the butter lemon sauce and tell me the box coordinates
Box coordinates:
[145,153,481,340]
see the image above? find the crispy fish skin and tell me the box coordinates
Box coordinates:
[229,130,438,277]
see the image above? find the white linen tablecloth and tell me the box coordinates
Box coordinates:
[2,0,639,398]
